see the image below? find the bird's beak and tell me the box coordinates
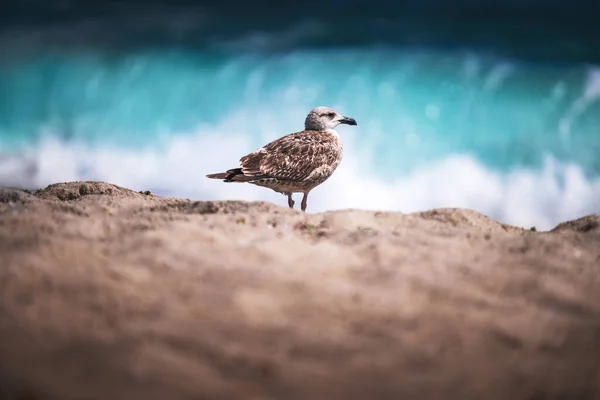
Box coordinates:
[338,116,357,126]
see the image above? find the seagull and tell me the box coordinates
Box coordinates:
[206,106,357,212]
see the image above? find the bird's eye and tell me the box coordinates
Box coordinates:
[327,113,335,118]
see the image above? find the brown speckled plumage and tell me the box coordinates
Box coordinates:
[206,106,357,212]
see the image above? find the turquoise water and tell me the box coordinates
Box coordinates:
[1,34,599,229]
[2,48,599,173]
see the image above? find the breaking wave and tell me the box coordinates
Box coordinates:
[1,122,599,231]
[1,31,600,230]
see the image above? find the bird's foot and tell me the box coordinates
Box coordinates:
[300,192,309,212]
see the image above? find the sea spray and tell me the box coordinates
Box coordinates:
[1,37,599,229]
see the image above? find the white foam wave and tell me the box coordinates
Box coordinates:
[1,124,598,232]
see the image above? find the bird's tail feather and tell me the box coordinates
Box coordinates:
[205,172,229,180]
[205,168,256,183]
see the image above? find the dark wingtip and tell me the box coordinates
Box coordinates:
[206,168,246,182]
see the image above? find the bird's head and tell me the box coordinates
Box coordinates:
[304,106,357,131]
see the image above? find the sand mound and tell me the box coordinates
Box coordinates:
[1,181,599,400]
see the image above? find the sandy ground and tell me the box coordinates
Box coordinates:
[0,181,599,400]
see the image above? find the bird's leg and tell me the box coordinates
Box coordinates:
[287,193,295,209]
[301,192,309,212]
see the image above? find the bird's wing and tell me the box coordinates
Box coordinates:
[239,130,339,182]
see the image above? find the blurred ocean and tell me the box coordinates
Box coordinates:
[1,1,599,230]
